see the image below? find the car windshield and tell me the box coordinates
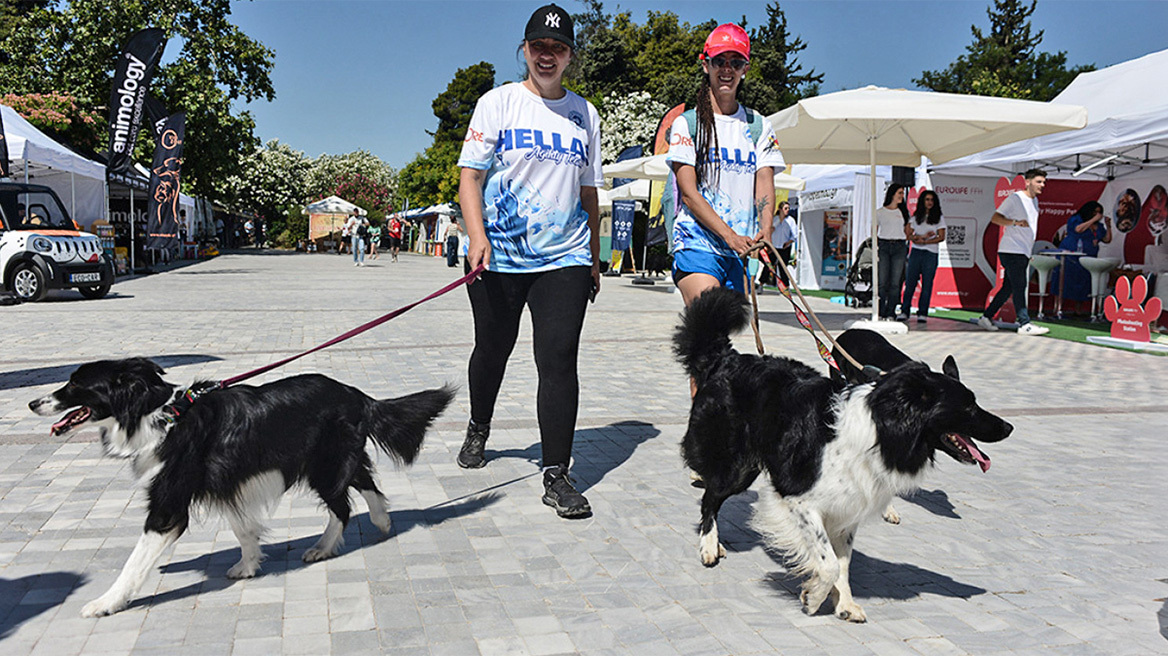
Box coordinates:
[0,188,75,231]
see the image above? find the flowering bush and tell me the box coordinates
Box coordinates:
[598,91,668,164]
[2,92,103,149]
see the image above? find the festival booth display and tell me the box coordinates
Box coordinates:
[790,164,890,292]
[935,48,1168,322]
[306,196,365,251]
[1,104,106,228]
[410,203,460,257]
[768,86,1087,331]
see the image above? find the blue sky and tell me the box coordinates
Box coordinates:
[228,0,1168,170]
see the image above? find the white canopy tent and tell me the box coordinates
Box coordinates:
[936,48,1168,180]
[602,153,806,191]
[305,195,366,216]
[1,104,107,227]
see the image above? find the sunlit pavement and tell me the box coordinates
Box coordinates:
[1,250,1165,655]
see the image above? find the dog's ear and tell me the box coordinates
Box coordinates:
[941,355,959,380]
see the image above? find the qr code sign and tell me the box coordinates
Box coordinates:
[947,225,966,246]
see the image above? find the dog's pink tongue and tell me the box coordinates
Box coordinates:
[954,435,991,472]
[51,408,90,436]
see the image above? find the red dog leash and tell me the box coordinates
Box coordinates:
[163,265,485,423]
[220,264,485,387]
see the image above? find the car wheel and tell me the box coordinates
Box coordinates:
[78,282,111,300]
[11,263,48,302]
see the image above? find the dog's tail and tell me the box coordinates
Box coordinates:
[363,385,456,465]
[673,287,750,380]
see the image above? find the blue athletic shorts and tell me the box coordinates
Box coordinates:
[672,249,746,293]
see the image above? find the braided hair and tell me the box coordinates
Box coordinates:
[693,67,750,190]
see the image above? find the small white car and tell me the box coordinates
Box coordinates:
[1,182,115,301]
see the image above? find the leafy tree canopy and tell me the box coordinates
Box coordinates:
[0,0,275,197]
[914,0,1092,100]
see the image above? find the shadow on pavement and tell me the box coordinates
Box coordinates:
[150,495,503,609]
[763,550,986,604]
[901,488,962,519]
[0,572,86,639]
[0,353,223,391]
[488,420,660,494]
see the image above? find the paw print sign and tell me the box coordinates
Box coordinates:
[1103,275,1162,342]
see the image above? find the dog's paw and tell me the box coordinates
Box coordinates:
[370,514,392,535]
[800,587,830,616]
[698,536,724,567]
[81,596,124,618]
[835,601,867,623]
[882,504,901,525]
[302,547,338,563]
[226,561,259,579]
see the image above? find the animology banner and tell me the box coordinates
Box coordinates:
[145,112,185,250]
[107,28,167,174]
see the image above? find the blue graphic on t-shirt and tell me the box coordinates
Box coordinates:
[671,188,759,257]
[495,129,588,167]
[703,147,756,175]
[483,177,592,272]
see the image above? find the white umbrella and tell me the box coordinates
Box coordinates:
[767,85,1087,330]
[603,153,805,190]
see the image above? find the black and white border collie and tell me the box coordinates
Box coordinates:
[674,289,1011,622]
[30,358,453,617]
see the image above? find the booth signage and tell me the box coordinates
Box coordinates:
[1104,275,1161,342]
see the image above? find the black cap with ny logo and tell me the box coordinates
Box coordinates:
[525,4,574,49]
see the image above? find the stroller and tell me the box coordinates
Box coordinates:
[844,237,873,307]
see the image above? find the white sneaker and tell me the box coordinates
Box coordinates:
[977,316,998,331]
[1017,322,1049,336]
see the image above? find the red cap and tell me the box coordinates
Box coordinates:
[703,23,750,60]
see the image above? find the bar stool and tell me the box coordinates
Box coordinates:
[1080,257,1120,321]
[1029,254,1060,319]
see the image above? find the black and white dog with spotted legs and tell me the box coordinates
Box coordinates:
[30,358,453,617]
[673,288,1012,622]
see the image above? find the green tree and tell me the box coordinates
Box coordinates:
[741,3,823,115]
[914,0,1092,100]
[399,62,495,207]
[0,0,275,197]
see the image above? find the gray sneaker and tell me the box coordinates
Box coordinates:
[542,465,592,518]
[977,316,998,331]
[457,420,489,469]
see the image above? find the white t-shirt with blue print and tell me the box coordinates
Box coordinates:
[667,107,785,257]
[458,83,602,273]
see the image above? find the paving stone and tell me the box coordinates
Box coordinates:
[0,251,1163,655]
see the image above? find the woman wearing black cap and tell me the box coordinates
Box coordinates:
[455,3,602,519]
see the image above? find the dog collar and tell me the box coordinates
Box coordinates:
[161,381,222,425]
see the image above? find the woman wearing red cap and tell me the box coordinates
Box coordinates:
[455,3,602,519]
[668,23,785,307]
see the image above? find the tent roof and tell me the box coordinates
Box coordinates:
[306,195,366,215]
[935,48,1168,179]
[2,104,106,181]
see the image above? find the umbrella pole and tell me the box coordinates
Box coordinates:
[869,136,879,323]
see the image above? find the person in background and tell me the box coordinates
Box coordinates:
[345,211,365,266]
[455,3,602,519]
[874,183,910,320]
[445,216,462,267]
[387,215,403,262]
[368,220,381,260]
[774,200,796,286]
[1057,200,1111,314]
[899,190,946,323]
[979,168,1050,335]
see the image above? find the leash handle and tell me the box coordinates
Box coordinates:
[219,265,486,388]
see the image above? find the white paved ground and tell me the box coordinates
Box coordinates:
[0,250,1165,655]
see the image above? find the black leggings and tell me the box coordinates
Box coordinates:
[466,265,592,468]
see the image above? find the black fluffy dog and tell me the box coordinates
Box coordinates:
[30,358,453,617]
[674,288,1012,622]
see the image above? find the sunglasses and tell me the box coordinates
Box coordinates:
[708,55,748,71]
